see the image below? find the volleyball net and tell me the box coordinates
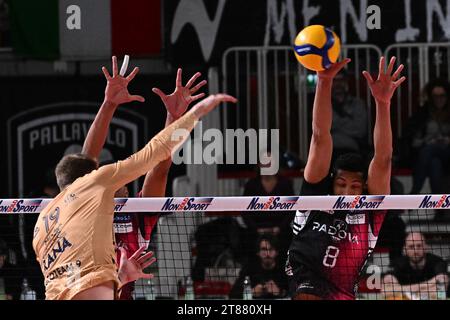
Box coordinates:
[0,195,449,300]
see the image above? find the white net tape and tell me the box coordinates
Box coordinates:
[1,194,450,213]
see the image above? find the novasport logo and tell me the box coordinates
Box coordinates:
[333,196,385,210]
[161,197,214,211]
[246,196,299,210]
[0,199,42,213]
[419,195,450,209]
[114,198,128,212]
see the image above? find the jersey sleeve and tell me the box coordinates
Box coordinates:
[98,112,198,190]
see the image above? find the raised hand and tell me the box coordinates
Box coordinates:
[117,246,156,285]
[191,94,237,119]
[152,68,207,120]
[317,58,351,80]
[102,56,145,106]
[363,56,406,105]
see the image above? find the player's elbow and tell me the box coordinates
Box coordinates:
[311,130,331,145]
[373,153,392,168]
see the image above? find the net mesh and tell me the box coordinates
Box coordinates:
[1,208,449,300]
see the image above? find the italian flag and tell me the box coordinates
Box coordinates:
[8,0,161,60]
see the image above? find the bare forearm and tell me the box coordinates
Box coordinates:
[304,78,333,182]
[312,79,333,135]
[82,100,118,160]
[373,101,393,161]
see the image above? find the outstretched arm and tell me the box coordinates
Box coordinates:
[82,56,144,161]
[142,69,207,197]
[304,59,351,183]
[102,94,237,190]
[363,57,405,195]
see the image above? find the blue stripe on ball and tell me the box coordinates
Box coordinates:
[321,27,335,69]
[294,27,336,70]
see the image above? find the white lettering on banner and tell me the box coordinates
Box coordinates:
[264,0,297,46]
[171,0,450,62]
[171,0,227,61]
[427,0,450,42]
[340,0,368,43]
[395,0,420,42]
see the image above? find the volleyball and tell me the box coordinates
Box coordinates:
[293,25,341,71]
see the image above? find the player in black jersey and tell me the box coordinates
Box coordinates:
[286,56,406,300]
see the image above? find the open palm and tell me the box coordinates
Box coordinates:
[118,246,156,285]
[363,56,406,104]
[102,56,145,106]
[152,68,207,119]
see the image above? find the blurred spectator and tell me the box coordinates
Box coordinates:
[229,234,288,299]
[382,232,449,300]
[331,70,369,161]
[241,151,295,260]
[0,238,22,300]
[404,79,450,195]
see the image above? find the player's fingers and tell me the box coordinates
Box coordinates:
[102,67,112,80]
[392,64,404,81]
[387,56,396,75]
[185,72,201,89]
[140,273,154,280]
[190,80,207,94]
[137,251,154,264]
[130,245,147,260]
[213,94,238,104]
[152,88,167,100]
[362,71,374,84]
[337,58,351,69]
[378,56,385,77]
[176,68,182,87]
[126,67,139,82]
[394,76,406,89]
[112,56,118,76]
[118,247,128,260]
[189,93,205,102]
[129,95,145,103]
[141,257,157,269]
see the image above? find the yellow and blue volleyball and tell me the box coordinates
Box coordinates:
[293,25,341,71]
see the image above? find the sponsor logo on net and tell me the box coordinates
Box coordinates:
[333,195,385,210]
[419,195,450,209]
[0,199,42,213]
[114,198,128,212]
[161,197,214,211]
[247,196,299,211]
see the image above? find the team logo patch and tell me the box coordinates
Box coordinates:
[345,213,366,225]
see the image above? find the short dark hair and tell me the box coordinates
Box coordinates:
[332,153,368,180]
[55,153,98,190]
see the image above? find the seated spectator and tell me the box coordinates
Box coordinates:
[331,70,369,161]
[241,152,295,260]
[0,238,22,300]
[382,232,449,300]
[229,235,288,299]
[404,79,450,195]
